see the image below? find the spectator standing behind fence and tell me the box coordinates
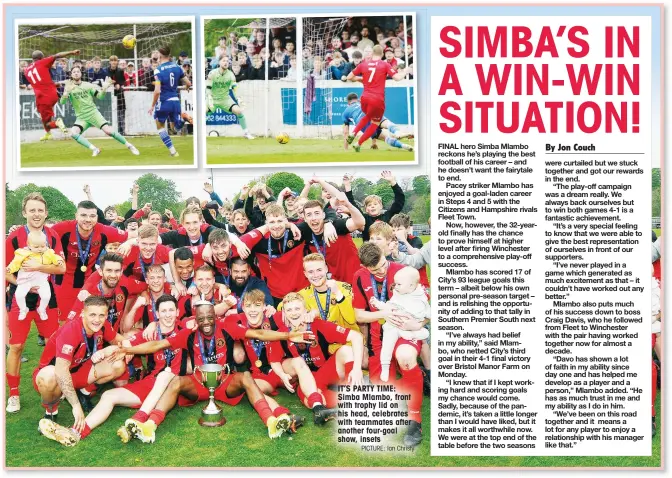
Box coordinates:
[249,54,264,80]
[302,46,313,75]
[236,51,250,69]
[107,55,127,135]
[344,33,361,60]
[326,38,350,64]
[87,56,108,87]
[214,36,228,61]
[182,60,193,83]
[358,27,375,50]
[124,62,137,87]
[270,51,289,79]
[252,30,265,55]
[19,61,32,89]
[138,58,153,89]
[50,60,67,95]
[284,41,295,65]
[177,51,189,66]
[232,61,249,82]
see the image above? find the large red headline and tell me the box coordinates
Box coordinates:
[437,25,641,134]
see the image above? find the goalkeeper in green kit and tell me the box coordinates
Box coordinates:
[60,66,139,157]
[206,55,254,139]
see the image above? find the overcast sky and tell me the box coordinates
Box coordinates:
[8,163,429,208]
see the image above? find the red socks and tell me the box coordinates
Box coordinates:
[399,366,423,423]
[132,410,149,423]
[253,399,274,425]
[41,400,59,415]
[273,406,290,418]
[307,392,324,408]
[358,123,379,145]
[148,410,166,427]
[352,115,370,136]
[6,373,20,397]
[80,423,92,439]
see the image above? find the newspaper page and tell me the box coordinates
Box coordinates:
[1,0,663,471]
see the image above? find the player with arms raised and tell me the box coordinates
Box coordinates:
[345,45,407,152]
[206,55,254,140]
[24,49,80,141]
[60,67,139,157]
[150,46,192,158]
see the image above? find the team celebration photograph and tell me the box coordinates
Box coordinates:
[4,169,432,467]
[202,14,417,166]
[17,17,196,170]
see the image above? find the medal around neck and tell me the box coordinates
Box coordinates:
[194,363,230,426]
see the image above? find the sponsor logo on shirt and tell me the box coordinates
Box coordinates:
[61,344,73,355]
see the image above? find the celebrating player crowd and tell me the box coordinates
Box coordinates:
[5,171,431,449]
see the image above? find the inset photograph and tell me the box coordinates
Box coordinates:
[202,14,417,167]
[17,17,196,170]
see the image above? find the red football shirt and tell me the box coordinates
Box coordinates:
[268,313,349,371]
[228,313,284,373]
[167,317,247,367]
[51,221,128,289]
[239,229,308,299]
[122,244,171,282]
[38,316,116,371]
[299,220,360,285]
[352,59,396,100]
[24,56,56,94]
[68,271,147,331]
[127,325,188,377]
[191,244,242,282]
[352,262,404,353]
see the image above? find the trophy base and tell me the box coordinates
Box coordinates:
[199,416,227,427]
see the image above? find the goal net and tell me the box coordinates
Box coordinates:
[202,14,415,141]
[18,21,193,142]
[300,16,348,139]
[203,17,296,139]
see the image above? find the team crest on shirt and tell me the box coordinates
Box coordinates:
[116,294,124,303]
[330,298,337,305]
[216,338,225,348]
[287,240,294,248]
[92,241,101,247]
[262,322,270,330]
[61,344,73,355]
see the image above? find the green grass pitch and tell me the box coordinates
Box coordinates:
[206,137,415,165]
[4,239,661,468]
[20,136,194,169]
[5,329,660,468]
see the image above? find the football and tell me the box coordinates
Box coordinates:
[122,35,137,50]
[276,132,290,144]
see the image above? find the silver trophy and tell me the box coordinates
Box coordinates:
[195,363,230,426]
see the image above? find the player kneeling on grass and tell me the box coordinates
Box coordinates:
[206,55,254,139]
[36,296,131,445]
[109,299,312,443]
[60,67,139,157]
[270,293,364,415]
[150,46,193,158]
[37,295,186,447]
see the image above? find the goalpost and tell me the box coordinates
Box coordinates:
[201,14,415,140]
[18,21,192,142]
